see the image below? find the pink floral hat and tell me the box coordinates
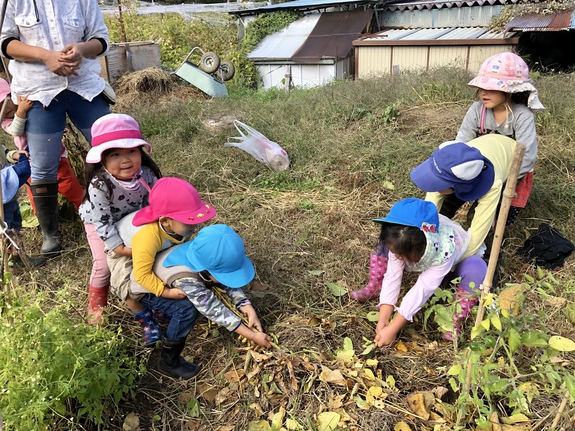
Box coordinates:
[468,52,544,112]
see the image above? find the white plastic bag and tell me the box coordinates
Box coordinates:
[225,120,289,171]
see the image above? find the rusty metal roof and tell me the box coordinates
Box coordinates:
[505,9,575,31]
[292,9,374,61]
[248,10,374,62]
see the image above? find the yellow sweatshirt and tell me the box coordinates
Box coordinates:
[426,134,517,259]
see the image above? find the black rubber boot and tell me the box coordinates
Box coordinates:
[12,254,45,268]
[30,182,62,257]
[158,337,201,380]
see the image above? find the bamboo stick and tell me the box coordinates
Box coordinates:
[464,143,526,392]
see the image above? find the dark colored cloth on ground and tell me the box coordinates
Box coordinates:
[516,223,575,269]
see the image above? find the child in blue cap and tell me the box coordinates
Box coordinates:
[130,224,271,379]
[366,198,487,345]
[161,224,272,347]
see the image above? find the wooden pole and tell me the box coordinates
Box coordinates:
[464,143,526,392]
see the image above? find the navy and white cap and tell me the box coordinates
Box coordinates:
[410,141,495,202]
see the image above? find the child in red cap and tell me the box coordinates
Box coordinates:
[79,113,162,334]
[0,78,85,229]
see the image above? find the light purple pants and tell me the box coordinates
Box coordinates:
[446,255,487,294]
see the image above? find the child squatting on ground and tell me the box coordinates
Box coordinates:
[107,177,217,346]
[456,52,544,225]
[113,223,272,379]
[79,113,162,326]
[366,199,487,345]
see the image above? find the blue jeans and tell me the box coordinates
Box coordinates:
[26,90,110,182]
[4,199,22,233]
[140,294,198,340]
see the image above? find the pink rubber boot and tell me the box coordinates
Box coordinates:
[350,253,388,303]
[442,286,479,341]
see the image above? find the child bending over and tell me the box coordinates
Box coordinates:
[371,199,487,345]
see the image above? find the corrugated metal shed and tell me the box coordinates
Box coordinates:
[229,0,377,16]
[249,10,373,61]
[354,26,518,77]
[505,9,575,31]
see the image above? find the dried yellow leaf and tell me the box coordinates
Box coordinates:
[319,366,347,386]
[368,386,383,398]
[363,368,376,381]
[405,392,433,420]
[394,341,408,352]
[317,412,340,431]
[394,421,412,431]
[366,358,378,367]
[498,284,522,317]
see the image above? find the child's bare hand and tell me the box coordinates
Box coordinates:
[163,288,186,300]
[374,326,397,347]
[252,332,272,348]
[240,304,263,332]
[16,95,33,116]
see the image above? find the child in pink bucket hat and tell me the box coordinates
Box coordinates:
[456,52,544,225]
[79,113,162,333]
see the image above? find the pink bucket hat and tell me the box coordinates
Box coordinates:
[86,113,152,163]
[0,78,10,103]
[132,177,217,226]
[468,52,544,112]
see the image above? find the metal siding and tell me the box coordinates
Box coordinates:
[357,46,392,77]
[392,46,428,72]
[467,45,514,71]
[428,46,468,69]
[380,5,503,28]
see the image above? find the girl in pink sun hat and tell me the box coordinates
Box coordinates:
[456,52,544,225]
[79,113,162,337]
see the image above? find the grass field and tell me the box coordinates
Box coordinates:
[4,68,575,430]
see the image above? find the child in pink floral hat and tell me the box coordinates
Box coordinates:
[362,199,487,345]
[456,52,543,225]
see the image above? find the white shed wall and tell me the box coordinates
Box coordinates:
[255,63,339,89]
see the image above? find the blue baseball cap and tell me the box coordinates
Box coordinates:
[163,224,254,288]
[410,141,495,202]
[372,198,439,230]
